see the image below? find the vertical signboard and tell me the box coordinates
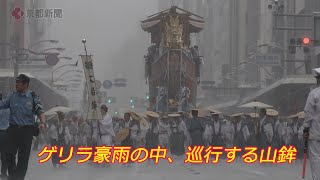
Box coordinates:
[80,55,102,121]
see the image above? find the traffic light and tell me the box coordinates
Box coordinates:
[129,97,138,103]
[106,97,116,104]
[302,37,311,54]
[303,37,311,45]
[146,95,150,100]
[289,38,296,54]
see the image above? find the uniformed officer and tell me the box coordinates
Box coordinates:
[0,74,46,180]
[303,68,320,180]
[0,92,9,178]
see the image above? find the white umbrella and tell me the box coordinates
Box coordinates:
[44,106,73,116]
[238,100,273,124]
[238,101,273,109]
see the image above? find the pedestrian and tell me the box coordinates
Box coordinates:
[256,109,273,153]
[0,74,46,180]
[97,105,115,168]
[168,113,185,156]
[0,92,9,179]
[303,67,320,180]
[186,109,204,147]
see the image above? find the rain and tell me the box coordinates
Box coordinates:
[1,0,320,180]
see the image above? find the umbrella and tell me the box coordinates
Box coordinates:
[44,106,73,116]
[238,100,273,127]
[297,111,305,119]
[238,101,273,109]
[115,128,129,143]
[266,109,279,116]
[248,113,259,118]
[145,111,160,118]
[129,111,150,130]
[288,111,304,119]
[207,106,222,114]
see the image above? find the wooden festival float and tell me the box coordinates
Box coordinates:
[141,6,204,112]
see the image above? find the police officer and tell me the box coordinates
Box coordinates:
[303,68,320,180]
[0,92,9,178]
[0,74,46,180]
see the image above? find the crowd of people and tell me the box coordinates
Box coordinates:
[0,72,319,180]
[32,107,306,164]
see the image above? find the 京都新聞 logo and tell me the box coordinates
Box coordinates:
[11,7,63,20]
[11,7,24,20]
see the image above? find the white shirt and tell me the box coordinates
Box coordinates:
[257,116,273,142]
[214,120,220,135]
[48,123,58,140]
[98,113,114,137]
[100,113,112,126]
[236,121,242,133]
[304,87,320,140]
[260,116,266,132]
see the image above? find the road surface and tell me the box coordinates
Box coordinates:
[24,151,312,180]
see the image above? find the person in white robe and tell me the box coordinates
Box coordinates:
[292,115,304,159]
[180,112,191,146]
[77,116,91,147]
[98,105,115,147]
[49,112,72,168]
[303,67,320,180]
[129,122,140,148]
[221,116,235,148]
[145,111,160,150]
[158,116,170,149]
[284,119,294,146]
[256,109,274,150]
[203,122,213,147]
[278,118,287,146]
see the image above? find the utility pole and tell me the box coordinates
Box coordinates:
[14,35,20,79]
[313,13,320,68]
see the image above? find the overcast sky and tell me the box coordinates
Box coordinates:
[45,0,159,109]
[46,0,158,77]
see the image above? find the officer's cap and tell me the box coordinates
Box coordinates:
[16,74,30,84]
[313,68,320,78]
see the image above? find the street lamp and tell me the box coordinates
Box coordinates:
[41,48,65,53]
[0,42,40,55]
[64,74,83,80]
[51,61,78,84]
[0,42,42,78]
[29,40,59,50]
[53,70,83,83]
[59,56,72,60]
[66,79,82,83]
